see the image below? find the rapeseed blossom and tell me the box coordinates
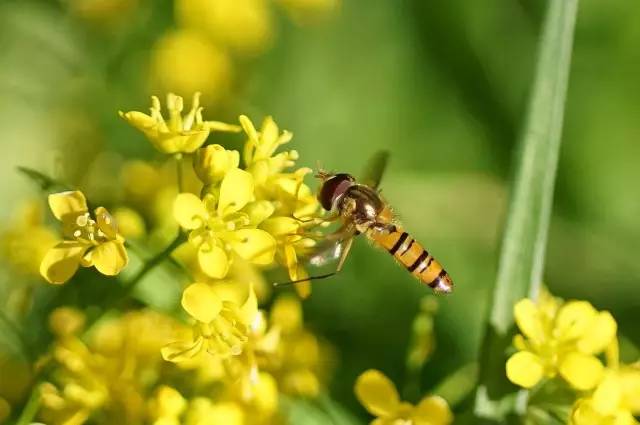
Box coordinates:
[40,191,128,284]
[569,340,640,425]
[506,290,617,390]
[119,93,239,154]
[355,369,453,425]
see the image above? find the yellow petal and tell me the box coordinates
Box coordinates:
[556,301,597,341]
[354,369,401,417]
[161,337,204,363]
[87,240,128,276]
[253,372,279,414]
[218,168,254,216]
[571,399,604,425]
[194,144,240,184]
[94,207,118,240]
[576,311,617,354]
[48,191,88,220]
[229,229,276,265]
[260,217,299,237]
[182,283,223,323]
[506,351,544,388]
[293,265,311,299]
[40,242,88,284]
[559,352,604,390]
[198,245,230,279]
[270,295,303,333]
[514,299,544,344]
[413,396,453,425]
[240,284,258,325]
[244,201,275,226]
[592,373,622,416]
[119,110,156,130]
[174,193,207,229]
[239,115,259,142]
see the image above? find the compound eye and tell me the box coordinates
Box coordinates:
[318,174,353,210]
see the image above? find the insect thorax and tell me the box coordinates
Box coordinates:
[338,185,385,227]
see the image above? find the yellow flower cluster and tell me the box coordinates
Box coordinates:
[506,290,640,424]
[149,0,339,103]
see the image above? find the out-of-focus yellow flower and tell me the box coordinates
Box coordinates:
[355,369,453,425]
[40,191,128,284]
[194,144,240,185]
[149,31,233,104]
[506,290,617,390]
[111,207,146,239]
[67,0,139,30]
[49,307,86,338]
[173,171,276,279]
[161,281,258,362]
[175,0,273,57]
[120,93,239,155]
[276,0,340,25]
[0,200,57,277]
[148,386,187,425]
[185,399,244,425]
[39,310,180,425]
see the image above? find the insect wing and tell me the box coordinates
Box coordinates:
[360,150,390,189]
[309,239,347,268]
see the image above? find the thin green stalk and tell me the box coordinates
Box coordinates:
[175,153,184,192]
[15,384,41,425]
[474,0,579,420]
[114,232,186,307]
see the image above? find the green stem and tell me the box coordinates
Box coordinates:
[119,232,186,303]
[175,154,184,193]
[15,384,41,425]
[474,0,579,420]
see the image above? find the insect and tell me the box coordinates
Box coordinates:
[279,151,454,294]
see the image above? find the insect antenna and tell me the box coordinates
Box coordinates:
[273,272,337,287]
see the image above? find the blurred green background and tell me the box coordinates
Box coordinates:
[1,0,639,420]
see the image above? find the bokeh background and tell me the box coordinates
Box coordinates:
[1,0,639,421]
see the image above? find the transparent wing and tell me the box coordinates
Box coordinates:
[360,150,390,189]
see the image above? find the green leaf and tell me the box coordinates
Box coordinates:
[16,166,69,192]
[281,395,362,425]
[474,0,580,420]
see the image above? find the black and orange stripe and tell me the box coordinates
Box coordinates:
[369,227,453,293]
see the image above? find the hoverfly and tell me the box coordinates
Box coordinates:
[278,151,454,294]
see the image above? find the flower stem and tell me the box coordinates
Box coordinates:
[121,231,187,300]
[474,0,579,420]
[175,153,184,192]
[15,384,40,425]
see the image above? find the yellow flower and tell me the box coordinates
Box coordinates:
[506,291,617,390]
[149,30,233,104]
[184,399,244,425]
[161,281,258,362]
[175,0,273,57]
[239,115,322,296]
[0,199,57,277]
[570,369,640,425]
[355,369,453,425]
[194,144,241,185]
[173,169,276,279]
[148,386,187,425]
[40,191,128,284]
[40,310,179,424]
[111,207,146,239]
[119,93,239,154]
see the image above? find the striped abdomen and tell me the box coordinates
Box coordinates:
[370,227,453,294]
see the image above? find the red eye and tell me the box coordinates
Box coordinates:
[318,174,353,210]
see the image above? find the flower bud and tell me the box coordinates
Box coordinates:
[194,144,240,184]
